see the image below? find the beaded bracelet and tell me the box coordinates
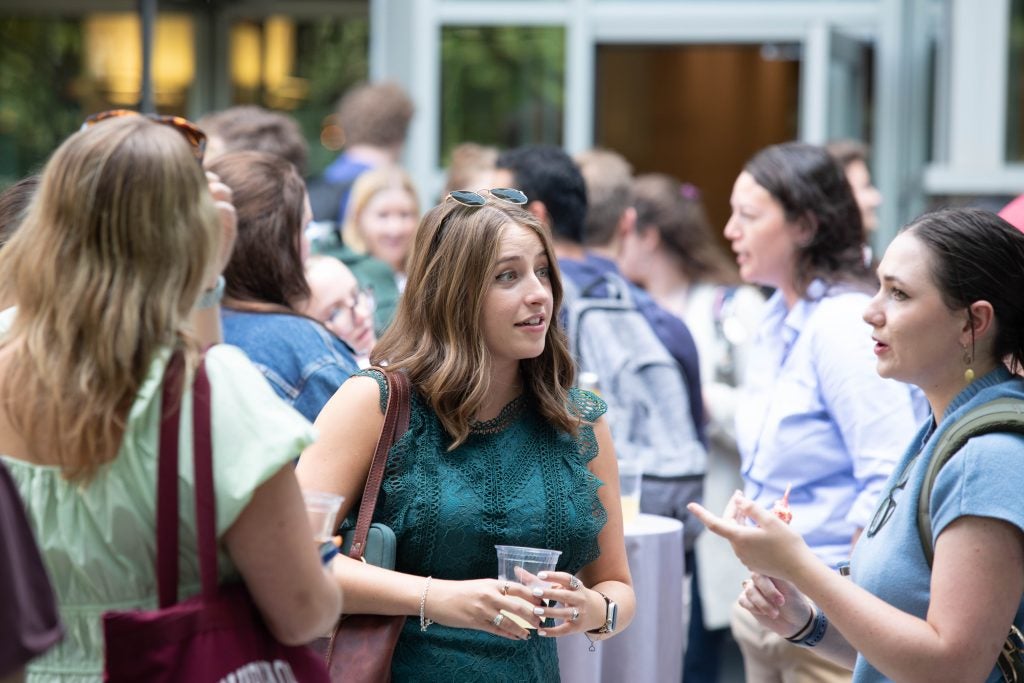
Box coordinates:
[800,609,829,648]
[419,576,434,632]
[784,605,817,643]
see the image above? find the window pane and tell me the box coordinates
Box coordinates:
[440,25,565,165]
[228,14,369,175]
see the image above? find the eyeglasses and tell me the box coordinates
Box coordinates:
[80,109,207,164]
[447,188,528,207]
[866,454,919,537]
[327,287,375,331]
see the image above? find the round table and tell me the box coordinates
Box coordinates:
[557,513,685,683]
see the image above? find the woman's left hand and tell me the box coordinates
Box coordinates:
[687,491,815,582]
[527,571,606,637]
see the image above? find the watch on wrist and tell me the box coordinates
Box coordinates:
[588,591,618,635]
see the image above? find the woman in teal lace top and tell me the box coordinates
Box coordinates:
[298,189,635,681]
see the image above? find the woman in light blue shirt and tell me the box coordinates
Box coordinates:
[720,142,920,682]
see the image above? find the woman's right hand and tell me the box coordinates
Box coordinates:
[424,577,544,641]
[739,573,814,640]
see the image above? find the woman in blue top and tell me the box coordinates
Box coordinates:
[691,207,1024,682]
[207,151,359,422]
[297,190,635,681]
[720,142,922,682]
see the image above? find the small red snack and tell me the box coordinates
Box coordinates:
[772,483,793,524]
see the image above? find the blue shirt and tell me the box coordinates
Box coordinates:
[222,309,359,423]
[558,253,706,447]
[850,367,1024,682]
[735,281,918,567]
[321,153,373,221]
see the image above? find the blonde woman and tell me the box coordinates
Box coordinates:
[0,115,340,681]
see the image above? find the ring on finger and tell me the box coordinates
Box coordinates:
[492,613,505,627]
[570,606,580,622]
[568,575,582,591]
[501,581,510,596]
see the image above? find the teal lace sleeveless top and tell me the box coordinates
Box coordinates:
[358,369,607,682]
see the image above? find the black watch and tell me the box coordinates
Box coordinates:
[588,591,618,635]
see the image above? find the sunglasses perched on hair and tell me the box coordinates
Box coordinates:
[81,109,207,163]
[447,188,528,207]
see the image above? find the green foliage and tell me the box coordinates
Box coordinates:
[440,25,565,165]
[0,18,85,188]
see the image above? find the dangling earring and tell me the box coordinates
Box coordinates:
[962,344,975,383]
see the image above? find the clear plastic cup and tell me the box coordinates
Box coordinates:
[302,490,345,543]
[617,459,643,525]
[495,545,563,629]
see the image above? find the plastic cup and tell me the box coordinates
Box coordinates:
[617,459,643,525]
[302,490,344,543]
[495,545,562,629]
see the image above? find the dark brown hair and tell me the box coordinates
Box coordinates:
[206,151,310,309]
[744,142,868,296]
[632,173,739,285]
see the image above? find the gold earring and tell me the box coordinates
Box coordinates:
[962,345,975,383]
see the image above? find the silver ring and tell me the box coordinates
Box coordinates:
[492,613,505,627]
[570,606,580,622]
[568,575,582,591]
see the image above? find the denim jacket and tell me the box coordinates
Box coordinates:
[222,309,359,423]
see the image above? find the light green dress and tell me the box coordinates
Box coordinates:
[1,344,315,682]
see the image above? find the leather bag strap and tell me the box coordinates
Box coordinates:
[155,351,216,606]
[347,368,410,561]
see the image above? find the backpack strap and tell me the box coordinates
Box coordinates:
[917,398,1024,566]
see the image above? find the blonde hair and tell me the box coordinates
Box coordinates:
[0,116,220,480]
[341,165,419,255]
[371,196,578,448]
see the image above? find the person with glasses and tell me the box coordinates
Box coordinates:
[206,150,359,424]
[696,142,921,683]
[690,207,1024,683]
[297,189,636,681]
[301,254,377,365]
[0,114,341,681]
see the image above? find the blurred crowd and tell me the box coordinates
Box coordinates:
[3,79,1024,683]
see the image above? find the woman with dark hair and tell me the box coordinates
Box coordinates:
[691,207,1024,682]
[714,142,921,682]
[207,150,358,422]
[297,190,636,680]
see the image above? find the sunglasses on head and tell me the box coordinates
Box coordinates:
[447,187,528,207]
[81,109,207,164]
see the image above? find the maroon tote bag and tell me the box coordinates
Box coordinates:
[102,352,330,682]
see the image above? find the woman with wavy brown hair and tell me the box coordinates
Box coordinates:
[0,115,340,681]
[297,190,635,681]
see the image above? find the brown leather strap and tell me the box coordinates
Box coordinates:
[347,368,410,560]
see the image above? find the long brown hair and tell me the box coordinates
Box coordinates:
[631,173,739,285]
[0,116,219,480]
[371,196,578,448]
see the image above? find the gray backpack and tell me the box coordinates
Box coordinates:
[562,272,706,478]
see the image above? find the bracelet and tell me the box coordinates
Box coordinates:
[800,609,829,648]
[784,605,817,643]
[419,576,434,632]
[196,275,225,309]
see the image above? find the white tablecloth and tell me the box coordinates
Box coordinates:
[557,513,685,683]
